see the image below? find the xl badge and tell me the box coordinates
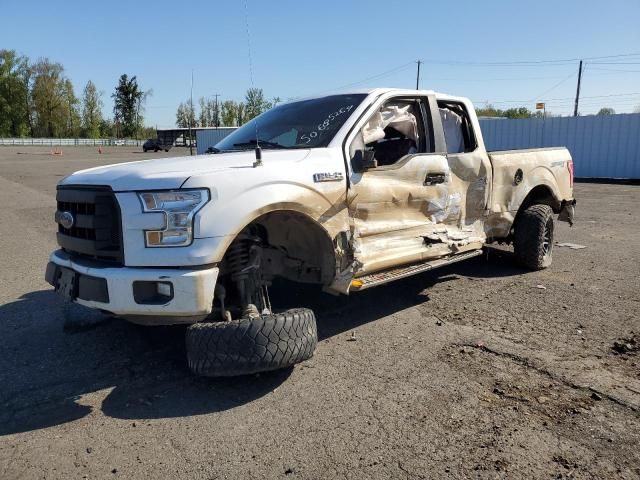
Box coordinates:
[313,172,343,183]
[55,210,75,229]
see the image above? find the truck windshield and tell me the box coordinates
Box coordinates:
[215,94,367,151]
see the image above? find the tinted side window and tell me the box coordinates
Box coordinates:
[437,101,477,154]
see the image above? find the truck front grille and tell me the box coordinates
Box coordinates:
[55,186,123,265]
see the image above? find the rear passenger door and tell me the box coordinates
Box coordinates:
[435,98,492,236]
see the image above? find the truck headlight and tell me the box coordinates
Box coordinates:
[138,189,209,247]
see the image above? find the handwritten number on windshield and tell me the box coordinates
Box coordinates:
[300,105,354,144]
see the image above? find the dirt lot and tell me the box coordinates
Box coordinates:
[0,146,639,479]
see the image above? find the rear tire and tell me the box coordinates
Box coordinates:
[514,204,554,270]
[186,308,317,377]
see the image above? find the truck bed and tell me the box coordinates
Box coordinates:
[484,146,574,238]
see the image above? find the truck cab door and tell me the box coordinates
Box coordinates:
[346,95,481,276]
[435,98,492,233]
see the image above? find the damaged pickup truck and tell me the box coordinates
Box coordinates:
[46,88,575,376]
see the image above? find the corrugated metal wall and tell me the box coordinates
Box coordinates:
[196,128,238,154]
[480,113,640,179]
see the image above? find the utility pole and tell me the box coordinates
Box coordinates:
[416,60,422,90]
[573,60,583,117]
[189,70,194,155]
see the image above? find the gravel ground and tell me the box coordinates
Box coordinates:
[0,146,638,479]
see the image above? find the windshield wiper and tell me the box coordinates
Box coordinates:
[232,139,290,149]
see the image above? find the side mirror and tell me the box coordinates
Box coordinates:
[351,149,377,173]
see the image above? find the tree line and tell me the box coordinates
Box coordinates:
[476,105,627,118]
[175,88,280,128]
[5,47,636,139]
[0,49,154,139]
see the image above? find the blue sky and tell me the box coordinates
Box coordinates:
[3,0,639,127]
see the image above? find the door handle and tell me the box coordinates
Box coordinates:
[424,173,446,186]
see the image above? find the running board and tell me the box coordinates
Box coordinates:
[350,249,483,291]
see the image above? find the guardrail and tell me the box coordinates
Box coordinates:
[0,138,143,146]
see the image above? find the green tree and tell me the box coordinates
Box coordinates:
[270,96,282,108]
[176,101,196,128]
[81,80,103,138]
[220,100,239,126]
[99,118,114,138]
[198,97,219,127]
[139,125,156,139]
[112,74,147,138]
[0,49,31,137]
[30,58,72,137]
[244,88,270,120]
[475,104,505,118]
[502,107,534,119]
[237,102,246,125]
[597,107,615,116]
[62,78,81,137]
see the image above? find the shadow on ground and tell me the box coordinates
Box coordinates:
[0,247,525,435]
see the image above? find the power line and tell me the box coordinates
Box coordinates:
[529,70,576,101]
[582,53,640,60]
[304,62,415,97]
[588,62,640,65]
[418,52,640,67]
[587,66,640,73]
[429,73,578,82]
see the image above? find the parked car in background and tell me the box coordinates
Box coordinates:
[143,138,171,152]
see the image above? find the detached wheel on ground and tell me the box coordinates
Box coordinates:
[514,204,555,270]
[186,308,317,377]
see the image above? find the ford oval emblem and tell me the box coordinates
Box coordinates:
[55,211,75,229]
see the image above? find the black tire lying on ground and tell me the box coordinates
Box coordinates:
[514,204,555,270]
[186,308,317,377]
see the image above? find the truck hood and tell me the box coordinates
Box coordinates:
[59,150,311,191]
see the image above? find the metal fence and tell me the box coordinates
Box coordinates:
[195,128,238,154]
[480,113,640,179]
[0,138,143,146]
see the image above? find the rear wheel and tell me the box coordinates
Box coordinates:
[186,308,317,376]
[514,204,554,270]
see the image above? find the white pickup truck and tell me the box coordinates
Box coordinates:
[46,88,575,376]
